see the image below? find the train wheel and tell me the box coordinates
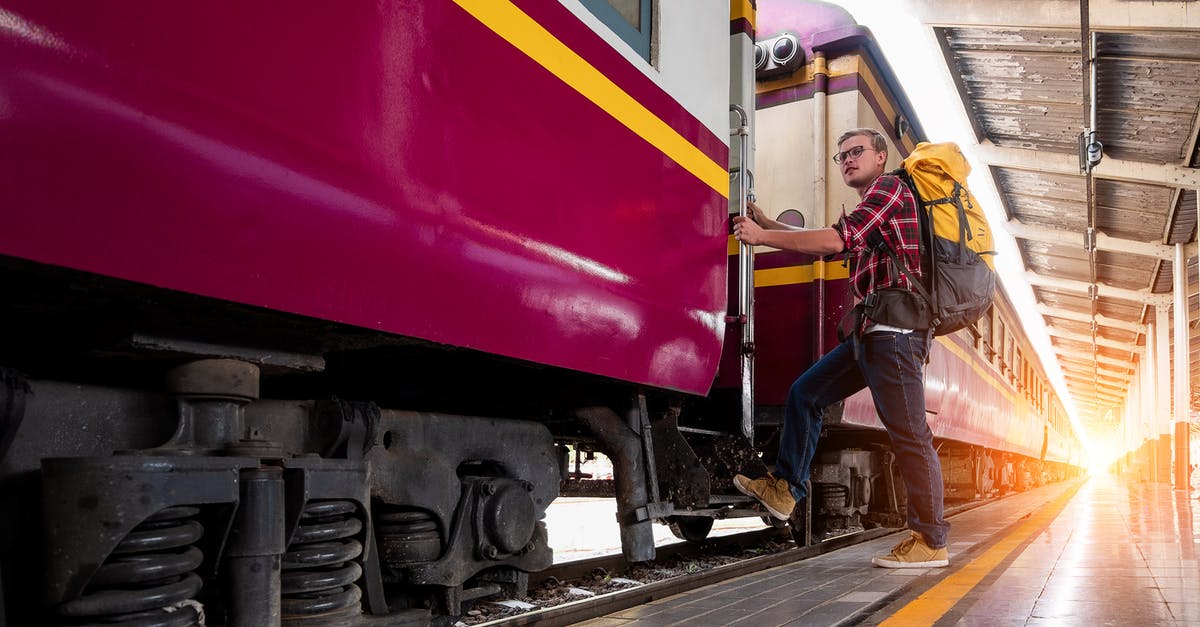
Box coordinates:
[666,516,714,542]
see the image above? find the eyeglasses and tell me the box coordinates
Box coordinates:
[832,145,875,164]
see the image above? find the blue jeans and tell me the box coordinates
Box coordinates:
[776,331,949,548]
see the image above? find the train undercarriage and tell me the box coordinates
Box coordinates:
[1,351,1072,625]
[0,264,1076,625]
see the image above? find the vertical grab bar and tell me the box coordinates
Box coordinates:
[730,104,754,440]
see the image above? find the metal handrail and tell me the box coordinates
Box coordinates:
[730,104,754,440]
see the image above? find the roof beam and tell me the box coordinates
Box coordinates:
[911,0,1200,31]
[1058,368,1132,384]
[1047,332,1142,355]
[1061,367,1130,386]
[1056,350,1136,372]
[1065,360,1137,379]
[1008,219,1178,261]
[1025,270,1173,307]
[1070,401,1124,414]
[1065,372,1128,393]
[1067,391,1125,407]
[971,142,1200,190]
[1060,370,1132,388]
[1075,393,1127,407]
[1047,327,1143,353]
[1036,305,1145,334]
[1058,361,1131,376]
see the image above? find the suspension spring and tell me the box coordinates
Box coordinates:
[377,508,442,569]
[57,506,205,626]
[817,483,850,511]
[281,500,363,622]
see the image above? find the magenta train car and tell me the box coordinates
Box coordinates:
[734,0,1084,539]
[0,1,728,395]
[0,1,746,624]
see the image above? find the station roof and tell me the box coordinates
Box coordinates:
[908,0,1200,442]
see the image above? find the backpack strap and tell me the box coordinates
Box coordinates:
[921,181,972,263]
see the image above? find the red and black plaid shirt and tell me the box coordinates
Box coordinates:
[831,174,922,301]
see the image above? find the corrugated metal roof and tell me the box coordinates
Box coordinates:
[911,1,1200,446]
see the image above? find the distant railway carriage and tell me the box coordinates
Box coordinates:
[0,1,1080,624]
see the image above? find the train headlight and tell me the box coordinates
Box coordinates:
[771,34,798,66]
[756,32,804,80]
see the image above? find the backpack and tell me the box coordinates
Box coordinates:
[871,142,996,336]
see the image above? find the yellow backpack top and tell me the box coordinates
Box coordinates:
[902,142,996,270]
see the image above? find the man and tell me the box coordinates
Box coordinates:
[731,128,949,568]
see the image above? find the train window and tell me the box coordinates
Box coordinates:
[580,0,653,61]
[993,318,1005,368]
[1004,332,1015,380]
[975,308,992,355]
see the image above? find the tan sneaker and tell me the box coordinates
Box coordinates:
[871,531,949,568]
[732,473,795,521]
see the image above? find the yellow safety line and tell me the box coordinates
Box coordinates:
[453,0,729,197]
[879,483,1082,626]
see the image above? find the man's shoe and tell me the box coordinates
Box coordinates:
[871,531,949,568]
[732,473,795,521]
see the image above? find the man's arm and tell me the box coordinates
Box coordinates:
[732,215,845,255]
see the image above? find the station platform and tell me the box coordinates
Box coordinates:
[580,473,1200,626]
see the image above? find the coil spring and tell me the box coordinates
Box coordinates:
[377,509,441,569]
[282,500,363,622]
[58,506,204,626]
[818,483,850,510]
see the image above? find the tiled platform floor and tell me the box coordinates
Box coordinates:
[579,473,1200,626]
[954,474,1200,626]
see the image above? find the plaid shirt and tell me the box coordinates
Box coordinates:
[831,174,922,301]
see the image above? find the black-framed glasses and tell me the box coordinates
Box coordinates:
[832,145,875,164]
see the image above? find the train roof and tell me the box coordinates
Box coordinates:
[756,0,929,146]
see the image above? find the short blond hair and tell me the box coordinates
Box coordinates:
[836,128,887,154]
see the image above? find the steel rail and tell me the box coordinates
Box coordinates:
[480,499,996,627]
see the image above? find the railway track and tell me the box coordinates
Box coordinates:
[474,498,996,626]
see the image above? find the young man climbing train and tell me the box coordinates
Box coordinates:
[732,127,949,568]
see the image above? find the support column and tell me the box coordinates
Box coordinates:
[1175,243,1193,488]
[1143,323,1155,481]
[1122,370,1138,476]
[1155,307,1173,481]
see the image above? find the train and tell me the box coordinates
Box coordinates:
[0,0,1082,625]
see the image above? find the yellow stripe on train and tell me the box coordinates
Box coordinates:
[453,0,729,197]
[728,236,851,286]
[729,0,756,29]
[728,233,1022,407]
